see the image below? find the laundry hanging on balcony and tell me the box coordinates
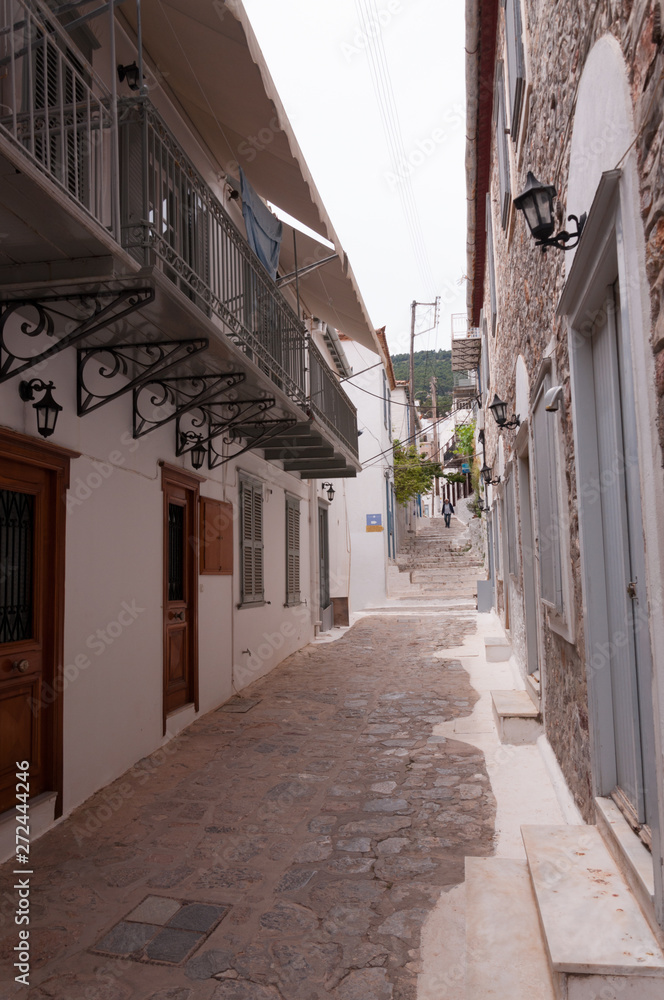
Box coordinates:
[239,168,283,280]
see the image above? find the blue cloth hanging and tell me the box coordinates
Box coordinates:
[239,167,282,280]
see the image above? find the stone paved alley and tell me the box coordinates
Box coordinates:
[0,605,501,1000]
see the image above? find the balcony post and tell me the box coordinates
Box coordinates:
[108,0,121,241]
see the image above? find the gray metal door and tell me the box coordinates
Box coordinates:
[592,286,654,831]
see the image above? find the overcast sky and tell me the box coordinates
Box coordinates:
[242,0,467,357]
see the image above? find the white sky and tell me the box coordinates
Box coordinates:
[242,0,467,357]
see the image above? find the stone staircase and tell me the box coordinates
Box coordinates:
[390,516,486,599]
[462,816,664,999]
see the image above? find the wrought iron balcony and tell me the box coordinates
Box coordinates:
[117,97,358,458]
[0,0,114,228]
[0,0,359,462]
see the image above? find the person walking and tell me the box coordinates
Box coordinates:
[442,497,454,528]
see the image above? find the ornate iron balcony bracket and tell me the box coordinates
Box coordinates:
[208,415,298,469]
[133,372,246,438]
[0,288,154,383]
[176,398,276,456]
[77,338,209,415]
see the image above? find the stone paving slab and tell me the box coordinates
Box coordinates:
[0,613,496,1000]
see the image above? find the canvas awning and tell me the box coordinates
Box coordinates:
[276,221,379,353]
[119,0,378,352]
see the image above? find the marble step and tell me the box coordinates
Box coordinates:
[465,856,556,999]
[522,824,664,999]
[484,636,511,661]
[491,689,542,745]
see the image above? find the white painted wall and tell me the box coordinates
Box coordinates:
[321,340,394,611]
[1,337,319,818]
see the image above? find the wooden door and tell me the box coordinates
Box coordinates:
[0,432,70,817]
[162,466,199,732]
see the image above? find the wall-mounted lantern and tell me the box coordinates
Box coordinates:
[480,463,501,486]
[117,62,141,91]
[488,393,520,430]
[19,379,62,438]
[513,171,586,252]
[190,437,207,471]
[321,481,335,502]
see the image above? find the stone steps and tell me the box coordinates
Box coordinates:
[522,824,664,999]
[464,857,556,999]
[491,689,542,744]
[464,827,664,1000]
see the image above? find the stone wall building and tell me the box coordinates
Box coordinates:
[467,0,664,937]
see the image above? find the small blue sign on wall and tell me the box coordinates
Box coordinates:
[366,513,383,532]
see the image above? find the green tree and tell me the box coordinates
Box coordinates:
[453,421,476,462]
[393,440,441,505]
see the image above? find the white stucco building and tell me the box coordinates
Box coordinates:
[0,0,388,857]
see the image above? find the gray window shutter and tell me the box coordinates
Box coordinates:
[505,472,518,577]
[505,0,525,139]
[286,499,300,604]
[241,480,264,604]
[486,196,497,333]
[495,66,511,229]
[533,381,563,611]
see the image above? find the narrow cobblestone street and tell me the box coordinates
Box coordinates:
[1,609,497,1000]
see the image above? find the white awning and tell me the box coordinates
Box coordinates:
[120,0,378,352]
[277,221,379,354]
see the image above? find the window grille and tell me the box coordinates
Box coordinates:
[0,490,34,643]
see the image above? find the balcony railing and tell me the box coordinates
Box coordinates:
[118,98,310,405]
[0,0,113,227]
[309,341,358,458]
[0,5,359,460]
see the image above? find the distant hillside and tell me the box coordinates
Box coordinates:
[391,349,453,415]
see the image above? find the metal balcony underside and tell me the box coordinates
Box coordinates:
[0,0,359,473]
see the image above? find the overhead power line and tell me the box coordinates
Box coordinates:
[354,0,437,297]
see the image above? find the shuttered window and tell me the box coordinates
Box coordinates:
[495,65,511,230]
[486,196,498,334]
[532,375,563,612]
[505,470,518,578]
[285,497,301,606]
[504,0,525,140]
[240,478,264,605]
[200,497,233,575]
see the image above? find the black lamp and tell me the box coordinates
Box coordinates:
[480,463,501,486]
[117,62,141,91]
[514,171,586,252]
[488,393,520,430]
[190,437,206,471]
[321,481,335,502]
[19,379,62,438]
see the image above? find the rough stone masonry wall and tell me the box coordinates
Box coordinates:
[483,0,664,821]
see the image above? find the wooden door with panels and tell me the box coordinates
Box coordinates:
[161,465,200,734]
[0,431,71,817]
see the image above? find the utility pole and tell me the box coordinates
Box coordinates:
[431,375,439,506]
[409,300,416,443]
[408,296,440,444]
